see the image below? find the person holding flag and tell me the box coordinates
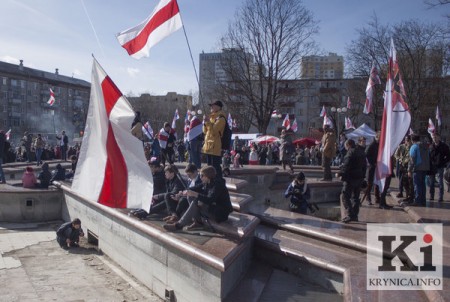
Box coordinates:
[159,122,176,166]
[188,111,203,169]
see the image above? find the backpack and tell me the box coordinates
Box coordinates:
[219,116,232,151]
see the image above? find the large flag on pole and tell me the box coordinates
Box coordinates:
[428,118,436,134]
[72,59,153,210]
[5,128,11,141]
[436,105,442,127]
[291,118,298,133]
[282,114,290,130]
[345,117,355,130]
[323,113,333,128]
[116,0,183,59]
[142,121,154,140]
[47,88,56,106]
[363,63,381,114]
[375,39,411,192]
[319,105,326,117]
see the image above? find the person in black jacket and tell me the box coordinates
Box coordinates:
[338,139,366,223]
[50,163,66,182]
[151,164,185,219]
[429,133,450,202]
[163,165,233,231]
[56,218,84,248]
[364,131,381,204]
[37,162,52,188]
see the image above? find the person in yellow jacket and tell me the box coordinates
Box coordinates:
[202,100,226,179]
[320,125,336,181]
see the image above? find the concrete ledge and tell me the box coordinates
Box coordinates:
[224,177,248,192]
[229,192,253,212]
[208,212,259,240]
[0,184,63,222]
[56,182,255,302]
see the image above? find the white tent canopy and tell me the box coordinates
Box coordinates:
[345,123,376,144]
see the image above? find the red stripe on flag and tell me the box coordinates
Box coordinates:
[97,76,128,208]
[101,76,122,117]
[122,0,180,56]
[98,124,128,208]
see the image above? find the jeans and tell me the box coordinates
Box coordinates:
[429,167,444,201]
[60,145,67,161]
[413,170,427,205]
[35,148,43,165]
[188,138,202,169]
[322,156,332,180]
[0,157,5,182]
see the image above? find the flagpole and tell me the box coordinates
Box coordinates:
[178,14,206,114]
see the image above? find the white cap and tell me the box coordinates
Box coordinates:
[197,109,203,115]
[191,110,196,116]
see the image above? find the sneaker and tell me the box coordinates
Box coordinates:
[185,221,203,231]
[396,193,404,198]
[342,216,352,223]
[163,215,177,222]
[163,223,180,232]
[379,204,393,210]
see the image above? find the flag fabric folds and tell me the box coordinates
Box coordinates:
[188,115,202,141]
[375,39,411,192]
[436,106,442,127]
[5,128,11,141]
[347,97,352,109]
[428,118,436,134]
[282,114,290,130]
[116,0,183,59]
[48,88,55,106]
[72,59,153,211]
[363,63,381,114]
[291,118,298,133]
[323,113,333,128]
[319,105,326,117]
[345,117,355,130]
[142,121,154,140]
[227,113,233,128]
[171,108,179,129]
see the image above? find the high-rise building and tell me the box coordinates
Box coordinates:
[300,53,344,79]
[0,60,90,143]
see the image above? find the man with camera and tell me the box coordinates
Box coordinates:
[338,139,366,223]
[284,172,313,215]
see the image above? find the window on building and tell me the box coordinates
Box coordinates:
[2,77,7,85]
[11,79,18,86]
[20,80,26,88]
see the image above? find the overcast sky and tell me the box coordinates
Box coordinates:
[0,0,446,96]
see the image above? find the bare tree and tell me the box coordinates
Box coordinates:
[346,16,449,132]
[217,0,318,133]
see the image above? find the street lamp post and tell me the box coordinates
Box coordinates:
[330,106,347,140]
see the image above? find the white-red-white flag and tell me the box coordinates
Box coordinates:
[323,113,333,128]
[428,118,436,134]
[319,105,326,117]
[375,39,411,192]
[436,105,442,127]
[142,121,154,140]
[48,88,56,106]
[345,117,355,130]
[363,63,381,114]
[72,59,153,210]
[227,113,233,128]
[188,115,202,141]
[171,108,179,129]
[5,128,11,141]
[116,0,183,59]
[271,110,279,118]
[291,118,298,133]
[347,97,352,109]
[282,114,290,130]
